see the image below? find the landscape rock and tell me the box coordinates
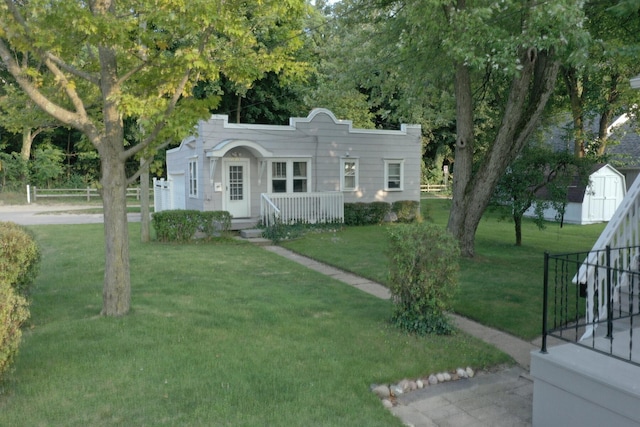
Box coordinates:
[428,374,438,385]
[443,372,451,382]
[372,385,391,399]
[381,399,394,409]
[416,379,424,389]
[436,373,445,382]
[466,367,475,378]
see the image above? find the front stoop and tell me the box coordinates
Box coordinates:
[238,228,271,245]
[531,344,640,427]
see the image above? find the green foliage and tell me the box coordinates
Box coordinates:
[391,200,421,223]
[0,152,29,190]
[30,143,65,187]
[0,222,36,380]
[344,202,390,226]
[262,217,342,244]
[387,223,460,335]
[0,281,29,381]
[491,143,594,245]
[152,210,231,242]
[0,222,41,297]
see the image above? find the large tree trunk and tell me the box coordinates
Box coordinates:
[20,127,33,161]
[562,67,586,157]
[98,40,131,316]
[100,145,131,316]
[448,49,560,257]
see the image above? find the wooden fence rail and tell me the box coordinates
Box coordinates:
[31,186,150,202]
[420,184,448,192]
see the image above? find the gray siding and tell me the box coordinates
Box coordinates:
[166,109,422,214]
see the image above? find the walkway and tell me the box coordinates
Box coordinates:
[263,245,539,427]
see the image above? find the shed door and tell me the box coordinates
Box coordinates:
[589,175,620,222]
[223,159,250,218]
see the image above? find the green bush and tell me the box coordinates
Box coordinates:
[392,200,421,223]
[387,222,460,335]
[0,222,35,381]
[152,210,232,242]
[0,281,29,380]
[0,222,41,297]
[344,202,390,226]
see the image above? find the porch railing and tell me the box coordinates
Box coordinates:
[575,175,640,339]
[543,247,640,366]
[260,192,344,227]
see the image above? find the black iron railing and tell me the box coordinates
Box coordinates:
[542,246,640,366]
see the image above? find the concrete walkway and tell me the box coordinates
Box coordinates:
[263,245,540,427]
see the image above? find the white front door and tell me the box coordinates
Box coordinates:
[223,159,250,218]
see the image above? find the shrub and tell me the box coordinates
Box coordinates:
[392,200,421,223]
[0,222,35,380]
[344,202,390,226]
[0,281,29,380]
[0,222,41,297]
[387,222,460,335]
[152,210,232,242]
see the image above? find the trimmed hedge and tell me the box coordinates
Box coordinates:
[0,222,37,380]
[152,210,232,242]
[391,200,421,223]
[0,222,41,297]
[344,202,390,226]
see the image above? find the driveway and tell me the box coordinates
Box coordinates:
[0,203,142,225]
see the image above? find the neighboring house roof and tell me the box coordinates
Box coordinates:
[544,114,640,167]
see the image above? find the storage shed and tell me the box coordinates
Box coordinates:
[525,164,626,225]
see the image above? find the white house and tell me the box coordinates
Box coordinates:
[524,163,626,225]
[157,108,422,226]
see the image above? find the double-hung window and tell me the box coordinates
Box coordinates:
[188,158,198,197]
[384,159,404,191]
[269,159,310,193]
[340,158,358,191]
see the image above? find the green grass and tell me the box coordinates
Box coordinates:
[281,199,606,340]
[0,223,509,426]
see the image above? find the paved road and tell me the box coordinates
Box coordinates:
[0,203,141,225]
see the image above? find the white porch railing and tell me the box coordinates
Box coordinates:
[576,174,640,340]
[260,192,344,227]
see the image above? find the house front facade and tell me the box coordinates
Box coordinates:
[161,108,422,224]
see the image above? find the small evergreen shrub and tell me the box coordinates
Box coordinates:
[0,222,41,297]
[344,202,390,226]
[0,281,29,380]
[392,200,421,223]
[387,222,460,335]
[152,210,232,242]
[0,222,35,381]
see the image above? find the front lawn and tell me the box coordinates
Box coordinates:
[281,199,606,340]
[0,223,509,426]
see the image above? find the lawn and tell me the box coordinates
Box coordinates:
[0,223,509,426]
[281,198,606,340]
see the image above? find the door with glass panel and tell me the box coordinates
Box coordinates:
[223,159,250,218]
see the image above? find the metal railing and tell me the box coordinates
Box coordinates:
[260,192,344,227]
[542,246,640,366]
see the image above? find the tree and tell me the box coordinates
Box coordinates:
[491,144,592,246]
[333,0,587,256]
[0,0,309,315]
[558,0,640,158]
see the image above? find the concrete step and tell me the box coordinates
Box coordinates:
[240,228,264,239]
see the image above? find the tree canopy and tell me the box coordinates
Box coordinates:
[0,0,310,315]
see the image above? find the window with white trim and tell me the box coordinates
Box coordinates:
[384,159,404,191]
[269,159,310,193]
[341,158,358,191]
[188,158,198,197]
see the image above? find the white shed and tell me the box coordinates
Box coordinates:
[525,164,626,225]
